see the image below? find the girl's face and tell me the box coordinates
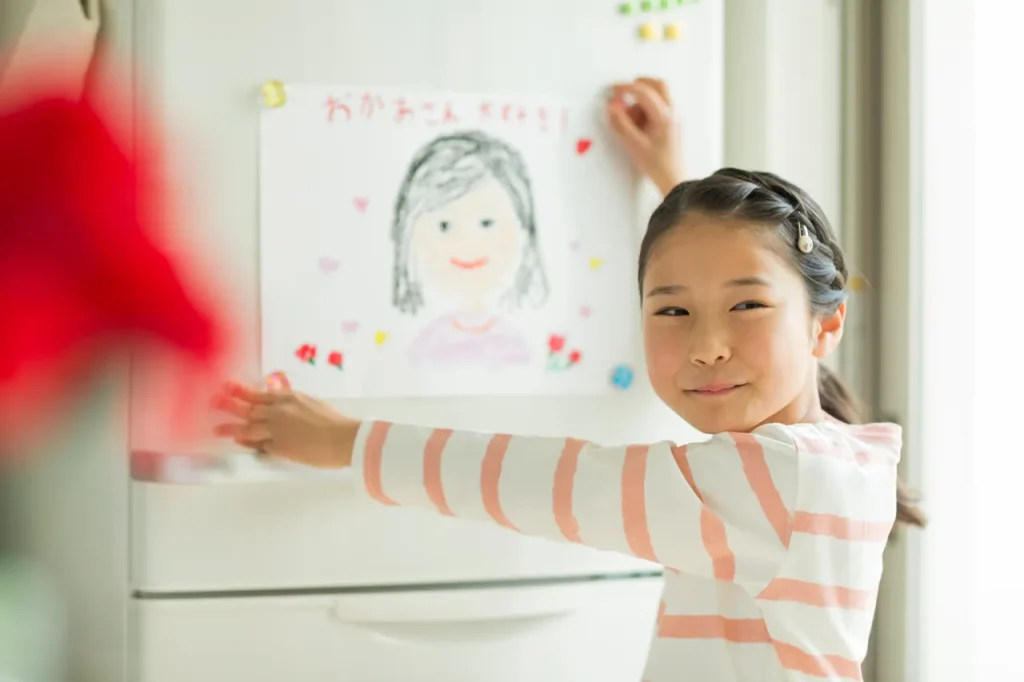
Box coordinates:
[641,217,844,434]
[410,177,524,312]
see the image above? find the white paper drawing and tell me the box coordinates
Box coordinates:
[393,130,548,368]
[259,85,639,398]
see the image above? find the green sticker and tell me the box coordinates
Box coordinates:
[640,0,653,11]
[618,2,633,14]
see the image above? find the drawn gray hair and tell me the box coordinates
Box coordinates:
[391,131,549,314]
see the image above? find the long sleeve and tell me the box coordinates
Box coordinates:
[352,420,801,588]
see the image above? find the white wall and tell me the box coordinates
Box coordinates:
[723,0,842,225]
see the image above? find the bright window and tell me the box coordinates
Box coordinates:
[972,1,1024,679]
[916,0,1023,679]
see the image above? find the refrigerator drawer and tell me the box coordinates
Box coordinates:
[132,477,658,592]
[132,576,663,682]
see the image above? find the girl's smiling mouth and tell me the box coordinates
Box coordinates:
[450,257,490,270]
[685,383,747,397]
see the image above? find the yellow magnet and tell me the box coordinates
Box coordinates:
[664,23,682,41]
[589,257,604,271]
[374,331,389,346]
[261,80,287,108]
[639,22,659,41]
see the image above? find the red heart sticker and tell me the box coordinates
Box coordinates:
[576,138,593,156]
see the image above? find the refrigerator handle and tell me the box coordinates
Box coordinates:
[329,583,598,643]
[335,611,574,644]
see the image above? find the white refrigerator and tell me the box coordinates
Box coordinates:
[131,449,668,681]
[20,0,725,680]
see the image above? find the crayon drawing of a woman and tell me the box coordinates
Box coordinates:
[392,131,549,367]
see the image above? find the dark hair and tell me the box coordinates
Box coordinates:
[638,168,926,530]
[391,131,549,315]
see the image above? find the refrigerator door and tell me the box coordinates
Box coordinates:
[132,576,664,682]
[132,473,659,592]
[128,0,721,596]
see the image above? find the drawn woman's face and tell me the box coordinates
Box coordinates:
[411,177,524,311]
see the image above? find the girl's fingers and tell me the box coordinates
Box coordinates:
[607,99,646,148]
[609,80,671,113]
[629,81,672,129]
[233,437,269,453]
[222,381,288,404]
[211,394,274,422]
[212,394,252,419]
[636,77,671,105]
[213,421,272,443]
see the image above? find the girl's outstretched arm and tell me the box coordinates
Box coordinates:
[354,420,800,590]
[213,384,898,594]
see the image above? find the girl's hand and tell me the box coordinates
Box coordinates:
[606,77,684,196]
[212,381,359,469]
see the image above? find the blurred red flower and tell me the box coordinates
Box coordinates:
[0,71,232,454]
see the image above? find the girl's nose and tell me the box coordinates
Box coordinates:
[691,350,730,367]
[688,325,732,366]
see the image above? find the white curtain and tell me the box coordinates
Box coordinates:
[971,1,1024,680]
[916,0,1023,679]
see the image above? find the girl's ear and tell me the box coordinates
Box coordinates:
[812,301,845,359]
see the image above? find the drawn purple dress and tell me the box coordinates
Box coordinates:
[409,312,531,367]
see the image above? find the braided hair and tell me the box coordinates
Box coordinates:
[638,168,926,530]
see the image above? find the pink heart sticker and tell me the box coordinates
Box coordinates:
[353,197,369,213]
[341,321,359,333]
[580,305,593,318]
[318,257,340,274]
[575,138,592,156]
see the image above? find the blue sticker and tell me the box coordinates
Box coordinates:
[611,364,634,390]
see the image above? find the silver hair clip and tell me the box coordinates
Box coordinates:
[797,224,814,254]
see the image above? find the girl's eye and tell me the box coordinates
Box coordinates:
[733,301,766,311]
[439,220,451,232]
[655,307,689,317]
[479,218,495,228]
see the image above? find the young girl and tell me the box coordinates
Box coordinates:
[392,130,549,367]
[214,79,925,681]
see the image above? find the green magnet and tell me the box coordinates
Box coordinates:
[618,2,633,14]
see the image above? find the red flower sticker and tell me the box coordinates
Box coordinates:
[328,350,344,369]
[545,334,582,372]
[295,343,317,365]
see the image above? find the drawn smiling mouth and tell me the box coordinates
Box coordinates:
[449,257,489,270]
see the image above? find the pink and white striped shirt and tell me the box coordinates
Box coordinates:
[352,418,901,682]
